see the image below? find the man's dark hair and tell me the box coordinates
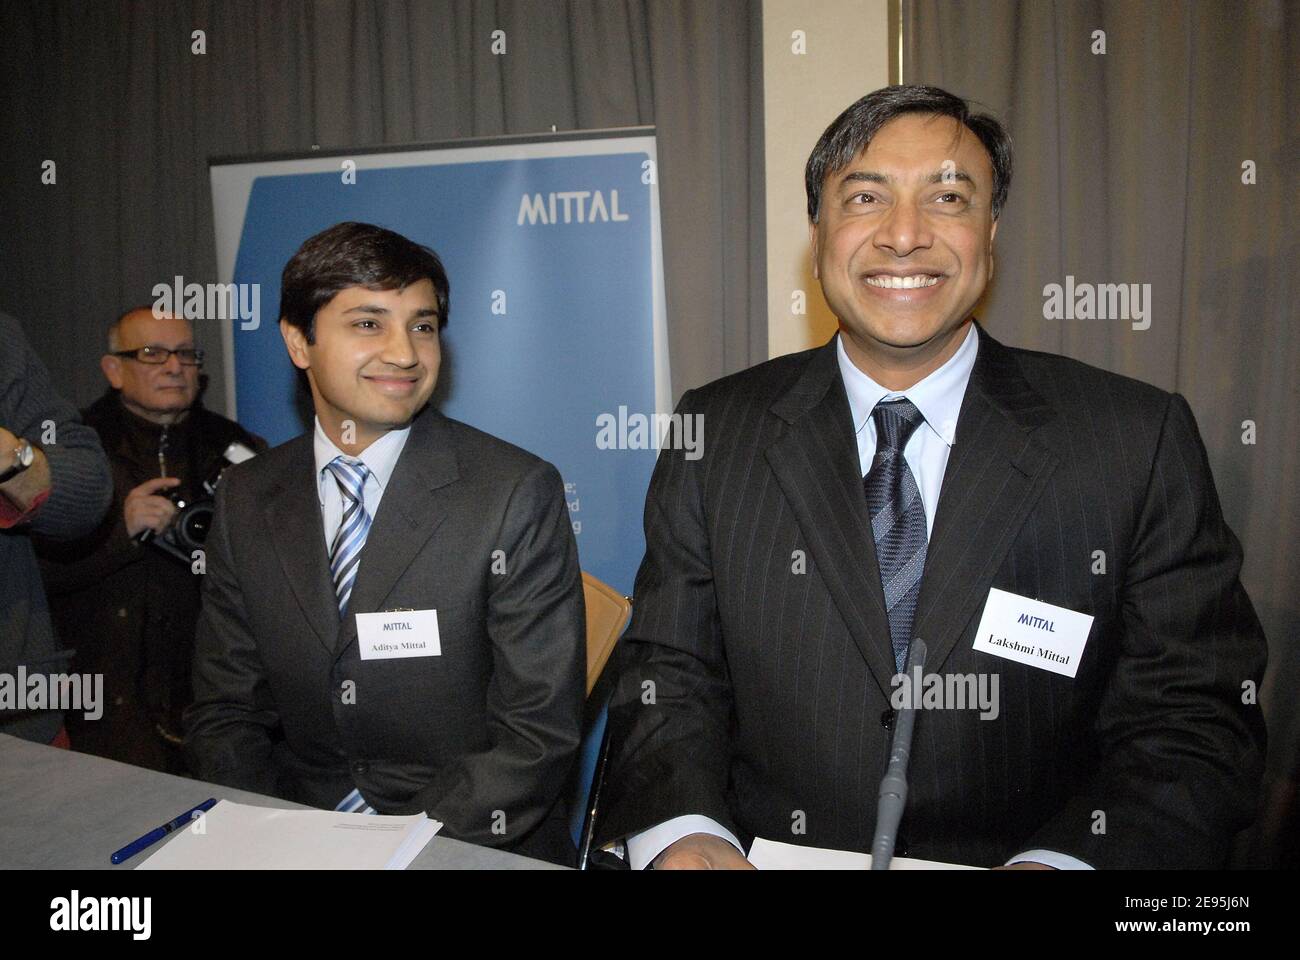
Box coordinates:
[279,221,450,343]
[805,84,1013,223]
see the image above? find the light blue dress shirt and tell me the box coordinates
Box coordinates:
[837,322,977,534]
[313,417,411,549]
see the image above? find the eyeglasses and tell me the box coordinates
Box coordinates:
[112,346,205,366]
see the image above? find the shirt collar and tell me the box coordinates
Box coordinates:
[314,418,411,504]
[836,322,979,447]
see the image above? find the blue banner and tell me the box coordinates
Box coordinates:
[210,133,667,594]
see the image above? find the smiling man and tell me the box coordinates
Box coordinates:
[597,85,1266,869]
[185,222,585,864]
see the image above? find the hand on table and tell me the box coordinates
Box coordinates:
[992,862,1057,870]
[655,832,756,870]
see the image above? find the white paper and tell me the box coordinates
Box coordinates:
[135,800,442,870]
[748,837,984,870]
[970,587,1094,678]
[356,609,441,660]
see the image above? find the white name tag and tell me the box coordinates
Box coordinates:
[971,588,1094,678]
[355,609,441,660]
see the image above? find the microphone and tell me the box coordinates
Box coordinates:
[870,637,927,870]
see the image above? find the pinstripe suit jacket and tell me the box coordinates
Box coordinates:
[598,322,1266,868]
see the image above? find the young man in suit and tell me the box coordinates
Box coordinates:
[185,222,585,864]
[597,85,1267,869]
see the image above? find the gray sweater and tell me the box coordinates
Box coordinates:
[1,312,112,742]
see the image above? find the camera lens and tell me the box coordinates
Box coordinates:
[176,503,214,549]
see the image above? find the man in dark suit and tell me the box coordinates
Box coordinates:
[597,85,1267,869]
[185,222,585,864]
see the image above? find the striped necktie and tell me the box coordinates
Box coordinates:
[863,398,928,674]
[325,455,372,618]
[326,456,377,815]
[335,787,375,815]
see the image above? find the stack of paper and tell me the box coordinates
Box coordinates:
[748,837,984,870]
[136,800,442,870]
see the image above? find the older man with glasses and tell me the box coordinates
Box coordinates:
[37,306,265,773]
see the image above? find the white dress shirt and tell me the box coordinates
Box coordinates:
[313,418,411,549]
[626,325,1092,870]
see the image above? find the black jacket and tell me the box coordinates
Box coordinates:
[598,323,1267,869]
[38,391,264,771]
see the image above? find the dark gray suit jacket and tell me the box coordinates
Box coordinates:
[185,406,585,862]
[598,323,1267,868]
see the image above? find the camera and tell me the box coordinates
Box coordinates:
[138,441,257,564]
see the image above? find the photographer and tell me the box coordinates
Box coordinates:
[38,306,265,773]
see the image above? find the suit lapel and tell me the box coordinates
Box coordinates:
[912,324,1060,672]
[263,436,338,656]
[336,408,459,654]
[765,342,898,698]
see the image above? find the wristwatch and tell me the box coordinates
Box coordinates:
[0,439,35,484]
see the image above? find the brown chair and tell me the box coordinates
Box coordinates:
[570,572,631,867]
[581,571,632,695]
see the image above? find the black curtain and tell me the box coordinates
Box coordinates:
[0,0,767,412]
[906,0,1299,866]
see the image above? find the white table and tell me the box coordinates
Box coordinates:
[0,734,565,870]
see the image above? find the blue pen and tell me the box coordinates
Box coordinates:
[110,798,219,865]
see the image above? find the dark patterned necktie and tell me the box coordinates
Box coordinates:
[863,399,928,674]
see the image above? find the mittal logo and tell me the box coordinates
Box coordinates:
[517,190,630,225]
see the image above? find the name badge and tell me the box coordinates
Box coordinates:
[971,588,1094,678]
[355,609,442,660]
